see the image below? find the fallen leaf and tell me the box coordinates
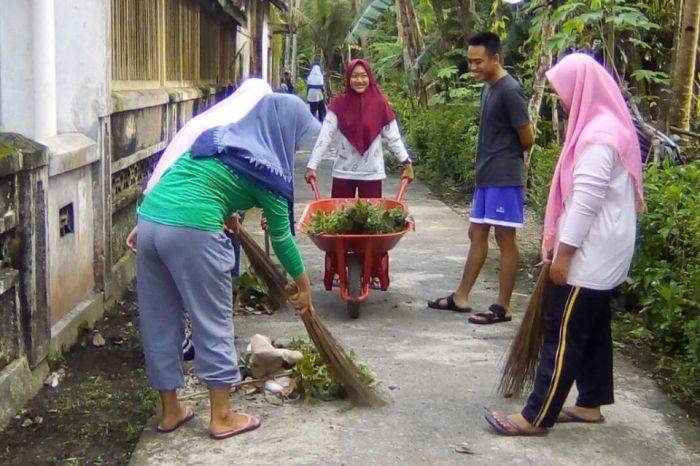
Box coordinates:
[454,443,475,455]
[21,418,33,428]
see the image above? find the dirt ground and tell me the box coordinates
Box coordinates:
[0,288,157,466]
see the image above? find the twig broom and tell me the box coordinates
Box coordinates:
[497,262,551,397]
[236,225,386,407]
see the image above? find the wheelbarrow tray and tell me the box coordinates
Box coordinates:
[298,197,412,253]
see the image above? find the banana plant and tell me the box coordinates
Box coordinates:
[346,0,395,43]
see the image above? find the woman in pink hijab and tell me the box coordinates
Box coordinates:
[485,53,643,436]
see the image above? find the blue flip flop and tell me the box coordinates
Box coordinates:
[484,412,547,437]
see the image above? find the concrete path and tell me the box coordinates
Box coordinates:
[130,147,700,466]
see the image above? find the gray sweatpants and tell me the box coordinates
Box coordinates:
[136,218,241,390]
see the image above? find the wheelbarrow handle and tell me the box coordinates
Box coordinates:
[307,176,322,201]
[396,176,411,202]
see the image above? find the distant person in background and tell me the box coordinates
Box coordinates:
[306,62,326,121]
[281,71,295,95]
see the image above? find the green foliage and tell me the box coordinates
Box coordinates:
[304,200,408,235]
[297,0,355,83]
[402,103,480,200]
[287,338,376,401]
[346,0,394,43]
[526,144,560,218]
[233,267,273,310]
[618,162,700,405]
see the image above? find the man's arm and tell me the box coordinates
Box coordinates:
[517,123,534,152]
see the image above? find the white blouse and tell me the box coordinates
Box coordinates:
[306,111,410,181]
[556,144,637,290]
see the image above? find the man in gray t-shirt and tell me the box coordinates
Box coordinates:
[477,73,530,186]
[428,32,533,325]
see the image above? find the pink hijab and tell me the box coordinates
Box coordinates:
[145,78,272,192]
[542,53,644,258]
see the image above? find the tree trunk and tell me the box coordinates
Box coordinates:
[284,0,293,74]
[396,0,427,106]
[290,0,300,81]
[459,0,473,46]
[667,0,700,131]
[248,0,263,75]
[525,13,554,168]
[429,0,446,44]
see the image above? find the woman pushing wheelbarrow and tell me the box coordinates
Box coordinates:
[302,58,414,318]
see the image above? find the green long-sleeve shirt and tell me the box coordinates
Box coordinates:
[138,153,304,277]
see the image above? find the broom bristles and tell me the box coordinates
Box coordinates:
[497,262,551,397]
[236,225,385,407]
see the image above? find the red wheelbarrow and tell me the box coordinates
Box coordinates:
[298,177,414,318]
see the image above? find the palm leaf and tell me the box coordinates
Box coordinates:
[346,0,394,43]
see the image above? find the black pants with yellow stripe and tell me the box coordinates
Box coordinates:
[521,283,615,428]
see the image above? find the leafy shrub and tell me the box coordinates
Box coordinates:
[527,144,561,218]
[618,161,700,405]
[402,103,480,201]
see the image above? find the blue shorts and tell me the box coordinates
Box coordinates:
[469,186,524,228]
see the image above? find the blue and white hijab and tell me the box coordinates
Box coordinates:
[307,63,324,89]
[190,93,321,232]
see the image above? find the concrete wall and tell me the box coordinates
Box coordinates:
[0,0,34,136]
[47,164,95,323]
[54,0,110,139]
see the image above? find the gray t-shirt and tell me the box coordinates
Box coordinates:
[476,73,530,187]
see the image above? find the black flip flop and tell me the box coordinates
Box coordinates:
[427,293,472,313]
[468,304,512,324]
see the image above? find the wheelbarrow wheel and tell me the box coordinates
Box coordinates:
[347,255,362,319]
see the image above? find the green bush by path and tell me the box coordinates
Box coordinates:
[617,161,700,406]
[402,103,480,201]
[527,144,560,218]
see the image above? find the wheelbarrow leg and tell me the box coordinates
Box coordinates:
[323,252,335,291]
[346,255,362,319]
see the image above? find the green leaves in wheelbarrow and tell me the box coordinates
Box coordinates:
[304,200,408,235]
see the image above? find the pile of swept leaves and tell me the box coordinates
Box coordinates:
[304,200,408,235]
[287,338,376,402]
